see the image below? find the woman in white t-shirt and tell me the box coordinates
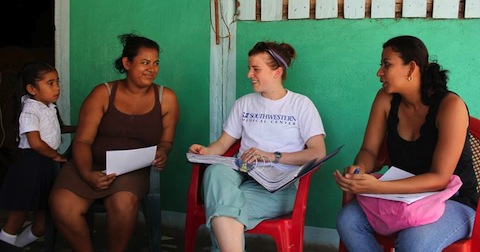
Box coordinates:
[189,41,327,251]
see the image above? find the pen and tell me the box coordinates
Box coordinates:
[353,167,360,174]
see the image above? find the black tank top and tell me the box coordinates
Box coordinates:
[387,92,478,209]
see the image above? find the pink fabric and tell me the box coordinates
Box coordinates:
[357,175,462,236]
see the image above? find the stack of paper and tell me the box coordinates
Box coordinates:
[359,166,440,204]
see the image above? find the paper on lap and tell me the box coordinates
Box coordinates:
[105,145,157,175]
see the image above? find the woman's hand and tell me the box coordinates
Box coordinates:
[240,147,271,164]
[83,171,116,190]
[333,168,379,194]
[188,144,208,155]
[152,149,168,171]
[339,165,364,177]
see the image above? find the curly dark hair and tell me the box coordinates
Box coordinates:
[383,35,449,105]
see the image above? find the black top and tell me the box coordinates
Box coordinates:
[387,92,478,209]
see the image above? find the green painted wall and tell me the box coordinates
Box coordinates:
[69,1,480,230]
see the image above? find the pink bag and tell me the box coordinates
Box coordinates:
[357,175,462,236]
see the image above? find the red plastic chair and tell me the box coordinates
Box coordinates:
[338,116,480,252]
[184,140,320,252]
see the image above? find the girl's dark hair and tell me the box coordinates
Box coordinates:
[114,33,160,74]
[383,35,449,105]
[248,41,296,81]
[13,60,57,145]
[18,60,56,95]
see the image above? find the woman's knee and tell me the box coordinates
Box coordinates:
[203,164,225,181]
[336,201,363,233]
[49,189,72,217]
[104,192,138,215]
[203,164,239,185]
[49,189,90,222]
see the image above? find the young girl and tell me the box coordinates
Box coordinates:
[0,60,67,248]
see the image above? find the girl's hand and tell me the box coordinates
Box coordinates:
[53,154,68,162]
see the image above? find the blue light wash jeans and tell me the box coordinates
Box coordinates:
[202,163,296,252]
[337,199,475,252]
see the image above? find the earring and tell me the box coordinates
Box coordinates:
[407,76,413,82]
[274,75,277,79]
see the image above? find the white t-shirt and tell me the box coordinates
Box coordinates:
[18,98,61,150]
[224,90,325,164]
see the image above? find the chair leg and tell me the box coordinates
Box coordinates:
[44,207,57,251]
[141,168,162,252]
[141,193,162,252]
[338,240,347,252]
[274,229,293,252]
[44,162,61,251]
[85,207,96,244]
[184,220,201,252]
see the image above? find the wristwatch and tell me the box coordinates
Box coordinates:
[273,151,282,163]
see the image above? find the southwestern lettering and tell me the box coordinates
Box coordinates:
[242,112,297,124]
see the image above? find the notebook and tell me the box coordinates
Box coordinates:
[186,145,343,192]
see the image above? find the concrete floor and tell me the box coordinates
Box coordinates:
[0,210,339,252]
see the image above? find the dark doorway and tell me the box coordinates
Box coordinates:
[0,0,54,47]
[0,0,55,64]
[0,0,55,184]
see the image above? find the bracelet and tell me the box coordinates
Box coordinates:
[259,155,272,165]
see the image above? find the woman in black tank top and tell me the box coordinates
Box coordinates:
[334,35,477,252]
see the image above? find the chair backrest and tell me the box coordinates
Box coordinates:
[468,116,480,252]
[469,116,480,192]
[224,140,241,157]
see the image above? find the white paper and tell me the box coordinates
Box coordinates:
[360,166,439,204]
[106,146,157,175]
[377,166,414,181]
[186,153,238,168]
